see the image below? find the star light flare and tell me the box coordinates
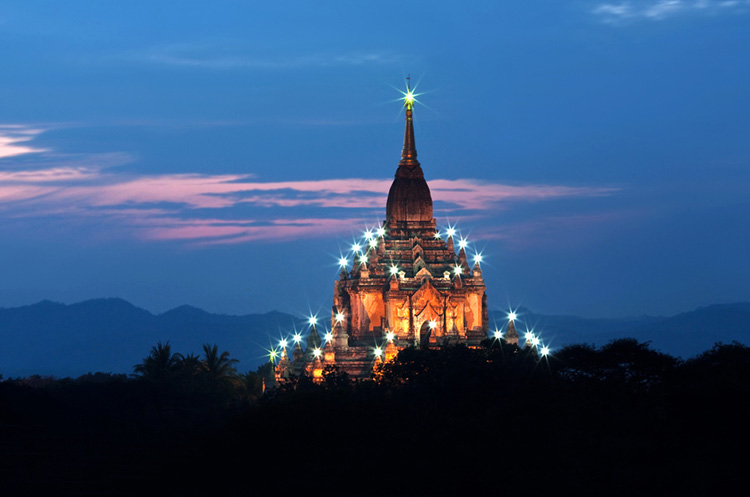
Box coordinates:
[399,83,422,110]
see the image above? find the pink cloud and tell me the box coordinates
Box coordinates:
[46,174,613,213]
[137,216,362,245]
[44,175,391,210]
[0,167,99,183]
[0,155,619,244]
[430,179,617,210]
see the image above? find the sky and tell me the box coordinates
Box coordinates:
[1,1,749,319]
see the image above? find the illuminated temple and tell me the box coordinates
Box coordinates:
[274,88,501,382]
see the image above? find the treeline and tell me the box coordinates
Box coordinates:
[1,338,749,496]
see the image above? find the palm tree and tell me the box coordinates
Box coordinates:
[169,352,202,382]
[177,352,202,374]
[133,341,182,380]
[200,343,239,380]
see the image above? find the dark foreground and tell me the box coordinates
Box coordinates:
[2,339,748,496]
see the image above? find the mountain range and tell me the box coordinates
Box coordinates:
[1,299,748,378]
[489,303,750,359]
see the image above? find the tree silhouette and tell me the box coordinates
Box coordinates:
[133,341,182,380]
[552,338,678,391]
[177,352,201,372]
[200,343,238,380]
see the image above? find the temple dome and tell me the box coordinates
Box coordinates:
[386,168,433,223]
[385,105,433,224]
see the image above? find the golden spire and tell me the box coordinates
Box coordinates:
[399,76,420,169]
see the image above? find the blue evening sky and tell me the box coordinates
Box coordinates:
[1,1,748,318]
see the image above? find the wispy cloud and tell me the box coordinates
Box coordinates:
[131,43,402,70]
[592,0,750,23]
[430,179,616,210]
[0,125,48,159]
[0,125,619,245]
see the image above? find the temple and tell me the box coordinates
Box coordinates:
[275,87,498,382]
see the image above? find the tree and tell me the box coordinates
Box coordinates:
[321,364,350,389]
[200,343,238,380]
[133,341,182,380]
[552,338,678,391]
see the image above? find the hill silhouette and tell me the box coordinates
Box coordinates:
[1,299,748,378]
[0,299,305,378]
[489,302,750,359]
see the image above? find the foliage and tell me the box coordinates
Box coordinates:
[132,341,182,380]
[3,338,749,496]
[200,343,239,380]
[551,337,680,390]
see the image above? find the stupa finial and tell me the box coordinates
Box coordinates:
[404,75,414,110]
[399,76,419,169]
[505,313,519,346]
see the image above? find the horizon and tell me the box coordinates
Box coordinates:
[4,295,750,321]
[3,294,748,379]
[1,2,749,327]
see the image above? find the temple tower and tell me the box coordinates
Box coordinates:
[277,84,490,381]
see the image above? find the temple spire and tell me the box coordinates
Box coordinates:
[505,316,519,346]
[386,77,433,223]
[399,79,420,169]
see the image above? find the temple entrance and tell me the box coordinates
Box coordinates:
[419,321,432,349]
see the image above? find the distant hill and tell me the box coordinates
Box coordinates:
[0,298,305,378]
[1,299,748,378]
[489,302,750,359]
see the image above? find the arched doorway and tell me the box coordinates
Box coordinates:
[419,321,432,349]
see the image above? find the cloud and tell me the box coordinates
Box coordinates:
[142,217,368,245]
[0,166,618,244]
[430,179,616,210]
[0,125,48,159]
[132,43,402,70]
[0,125,618,246]
[592,0,750,22]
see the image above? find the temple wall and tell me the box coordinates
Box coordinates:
[361,291,385,332]
[466,292,483,330]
